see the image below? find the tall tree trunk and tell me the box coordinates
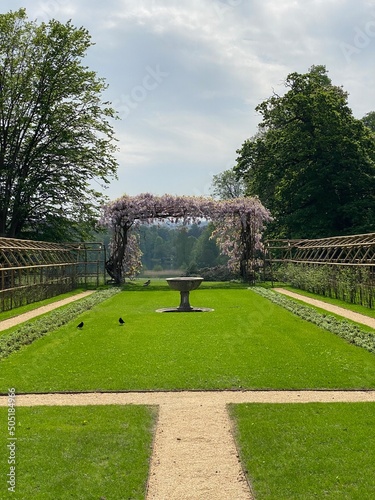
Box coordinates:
[105,224,129,284]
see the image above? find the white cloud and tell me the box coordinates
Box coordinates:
[2,0,375,199]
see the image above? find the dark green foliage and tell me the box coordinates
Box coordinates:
[197,265,240,281]
[174,228,197,269]
[0,288,120,359]
[235,65,375,238]
[253,287,375,354]
[362,111,375,133]
[139,225,175,270]
[210,168,245,199]
[191,222,225,268]
[139,223,224,271]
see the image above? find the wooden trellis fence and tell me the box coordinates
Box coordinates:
[264,233,375,307]
[0,238,105,312]
[265,233,375,266]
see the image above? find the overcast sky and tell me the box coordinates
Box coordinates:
[3,0,375,200]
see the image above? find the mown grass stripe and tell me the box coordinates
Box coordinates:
[252,287,375,354]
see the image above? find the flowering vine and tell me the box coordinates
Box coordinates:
[100,193,272,283]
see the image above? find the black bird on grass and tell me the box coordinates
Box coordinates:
[143,279,151,287]
[119,317,125,325]
[77,321,84,329]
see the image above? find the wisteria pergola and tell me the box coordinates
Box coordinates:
[100,193,272,284]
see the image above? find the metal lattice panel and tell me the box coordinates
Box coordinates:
[0,238,75,268]
[0,238,105,312]
[266,233,375,266]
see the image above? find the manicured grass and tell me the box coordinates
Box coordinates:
[0,289,120,359]
[274,293,375,335]
[230,403,375,500]
[253,287,375,355]
[0,405,157,499]
[2,284,375,392]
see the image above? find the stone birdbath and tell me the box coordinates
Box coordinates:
[156,277,213,312]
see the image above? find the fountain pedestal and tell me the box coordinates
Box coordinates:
[168,277,203,311]
[156,277,213,313]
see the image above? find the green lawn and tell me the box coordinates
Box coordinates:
[2,282,375,499]
[0,405,157,500]
[230,402,375,500]
[1,284,375,392]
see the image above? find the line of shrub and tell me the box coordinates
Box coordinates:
[252,287,375,354]
[0,288,121,360]
[274,263,375,308]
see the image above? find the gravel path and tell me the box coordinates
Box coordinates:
[3,390,375,407]
[0,290,95,332]
[1,288,375,499]
[273,288,375,329]
[146,397,251,500]
[2,390,375,499]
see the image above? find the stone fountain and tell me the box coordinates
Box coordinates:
[156,277,213,312]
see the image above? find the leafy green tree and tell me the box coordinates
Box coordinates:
[235,65,375,238]
[210,169,245,199]
[191,223,223,268]
[139,224,176,269]
[0,9,118,240]
[153,235,166,266]
[362,111,375,133]
[187,223,203,239]
[139,223,223,271]
[175,228,197,268]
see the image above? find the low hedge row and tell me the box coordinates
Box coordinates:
[0,288,121,360]
[252,287,375,355]
[195,265,240,282]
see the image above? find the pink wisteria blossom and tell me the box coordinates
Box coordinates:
[100,193,272,283]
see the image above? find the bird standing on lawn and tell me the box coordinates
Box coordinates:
[119,317,125,325]
[77,321,84,329]
[143,279,151,286]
